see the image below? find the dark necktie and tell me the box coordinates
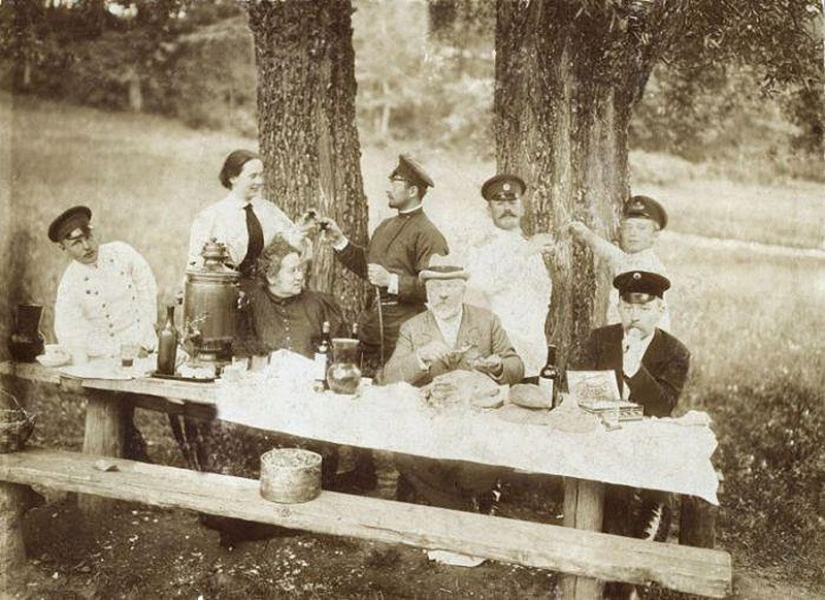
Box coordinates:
[239,203,264,276]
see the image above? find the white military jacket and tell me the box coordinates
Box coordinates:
[465,226,553,377]
[54,241,158,359]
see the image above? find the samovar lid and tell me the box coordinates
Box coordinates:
[185,238,241,280]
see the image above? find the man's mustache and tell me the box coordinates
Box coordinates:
[501,211,517,218]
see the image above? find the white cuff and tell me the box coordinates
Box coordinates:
[387,273,399,295]
[332,238,349,252]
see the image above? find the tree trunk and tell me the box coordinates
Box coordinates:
[246,0,368,321]
[494,1,667,367]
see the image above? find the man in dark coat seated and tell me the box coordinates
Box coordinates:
[577,270,690,599]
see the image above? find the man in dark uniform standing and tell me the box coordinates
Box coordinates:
[323,154,449,375]
[321,154,448,492]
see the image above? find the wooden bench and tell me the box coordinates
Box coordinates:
[0,448,732,598]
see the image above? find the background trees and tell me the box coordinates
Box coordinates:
[492,0,824,363]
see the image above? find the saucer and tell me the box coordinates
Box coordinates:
[36,353,71,368]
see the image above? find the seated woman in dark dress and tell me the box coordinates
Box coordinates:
[196,235,347,546]
[236,234,345,359]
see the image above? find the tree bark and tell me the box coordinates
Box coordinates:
[246,0,368,321]
[494,1,670,367]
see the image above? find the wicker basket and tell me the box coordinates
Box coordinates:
[0,389,36,454]
[259,448,322,504]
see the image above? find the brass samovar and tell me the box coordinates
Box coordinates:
[183,240,242,366]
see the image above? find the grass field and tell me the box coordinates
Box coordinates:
[6,95,825,585]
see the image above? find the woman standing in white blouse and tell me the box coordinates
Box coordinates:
[187,150,311,276]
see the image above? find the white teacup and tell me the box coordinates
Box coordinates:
[44,344,69,358]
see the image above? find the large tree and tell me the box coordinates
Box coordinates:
[244,0,368,320]
[494,0,823,365]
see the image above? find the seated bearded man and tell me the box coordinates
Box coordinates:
[383,255,524,514]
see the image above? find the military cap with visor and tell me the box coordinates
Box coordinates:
[481,173,526,202]
[390,154,434,190]
[48,205,93,243]
[622,195,667,230]
[613,270,670,302]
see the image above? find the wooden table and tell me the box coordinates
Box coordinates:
[0,361,723,598]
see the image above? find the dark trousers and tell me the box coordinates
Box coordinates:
[394,453,503,512]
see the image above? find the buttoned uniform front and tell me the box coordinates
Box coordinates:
[54,241,158,359]
[383,303,524,387]
[464,224,552,377]
[187,196,307,270]
[335,206,448,361]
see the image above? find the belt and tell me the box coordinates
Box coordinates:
[380,300,399,307]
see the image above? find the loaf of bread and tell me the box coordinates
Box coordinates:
[509,384,553,409]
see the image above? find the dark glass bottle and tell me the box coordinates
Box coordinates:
[157,304,178,375]
[314,321,331,389]
[8,304,45,363]
[538,344,560,407]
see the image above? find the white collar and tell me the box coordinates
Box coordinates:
[623,328,656,356]
[399,203,423,215]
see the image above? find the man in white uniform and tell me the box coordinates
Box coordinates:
[465,174,554,380]
[49,205,158,461]
[50,206,158,361]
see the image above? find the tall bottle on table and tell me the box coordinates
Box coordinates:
[157,304,178,375]
[314,320,332,390]
[538,343,560,408]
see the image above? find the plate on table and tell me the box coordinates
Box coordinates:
[149,371,215,384]
[59,359,134,380]
[36,353,71,368]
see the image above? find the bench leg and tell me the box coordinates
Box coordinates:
[80,390,129,513]
[561,478,604,599]
[0,482,39,592]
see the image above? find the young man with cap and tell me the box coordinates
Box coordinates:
[383,254,523,515]
[577,269,690,598]
[49,205,158,461]
[464,173,554,380]
[320,154,449,491]
[49,205,159,362]
[568,194,671,329]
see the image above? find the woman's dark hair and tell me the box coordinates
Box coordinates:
[219,149,261,190]
[256,234,302,284]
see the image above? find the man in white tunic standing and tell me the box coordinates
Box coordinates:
[49,205,158,460]
[465,174,555,381]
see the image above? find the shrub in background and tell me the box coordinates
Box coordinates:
[161,19,258,136]
[711,371,825,580]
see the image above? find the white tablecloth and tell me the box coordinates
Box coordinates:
[214,375,719,505]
